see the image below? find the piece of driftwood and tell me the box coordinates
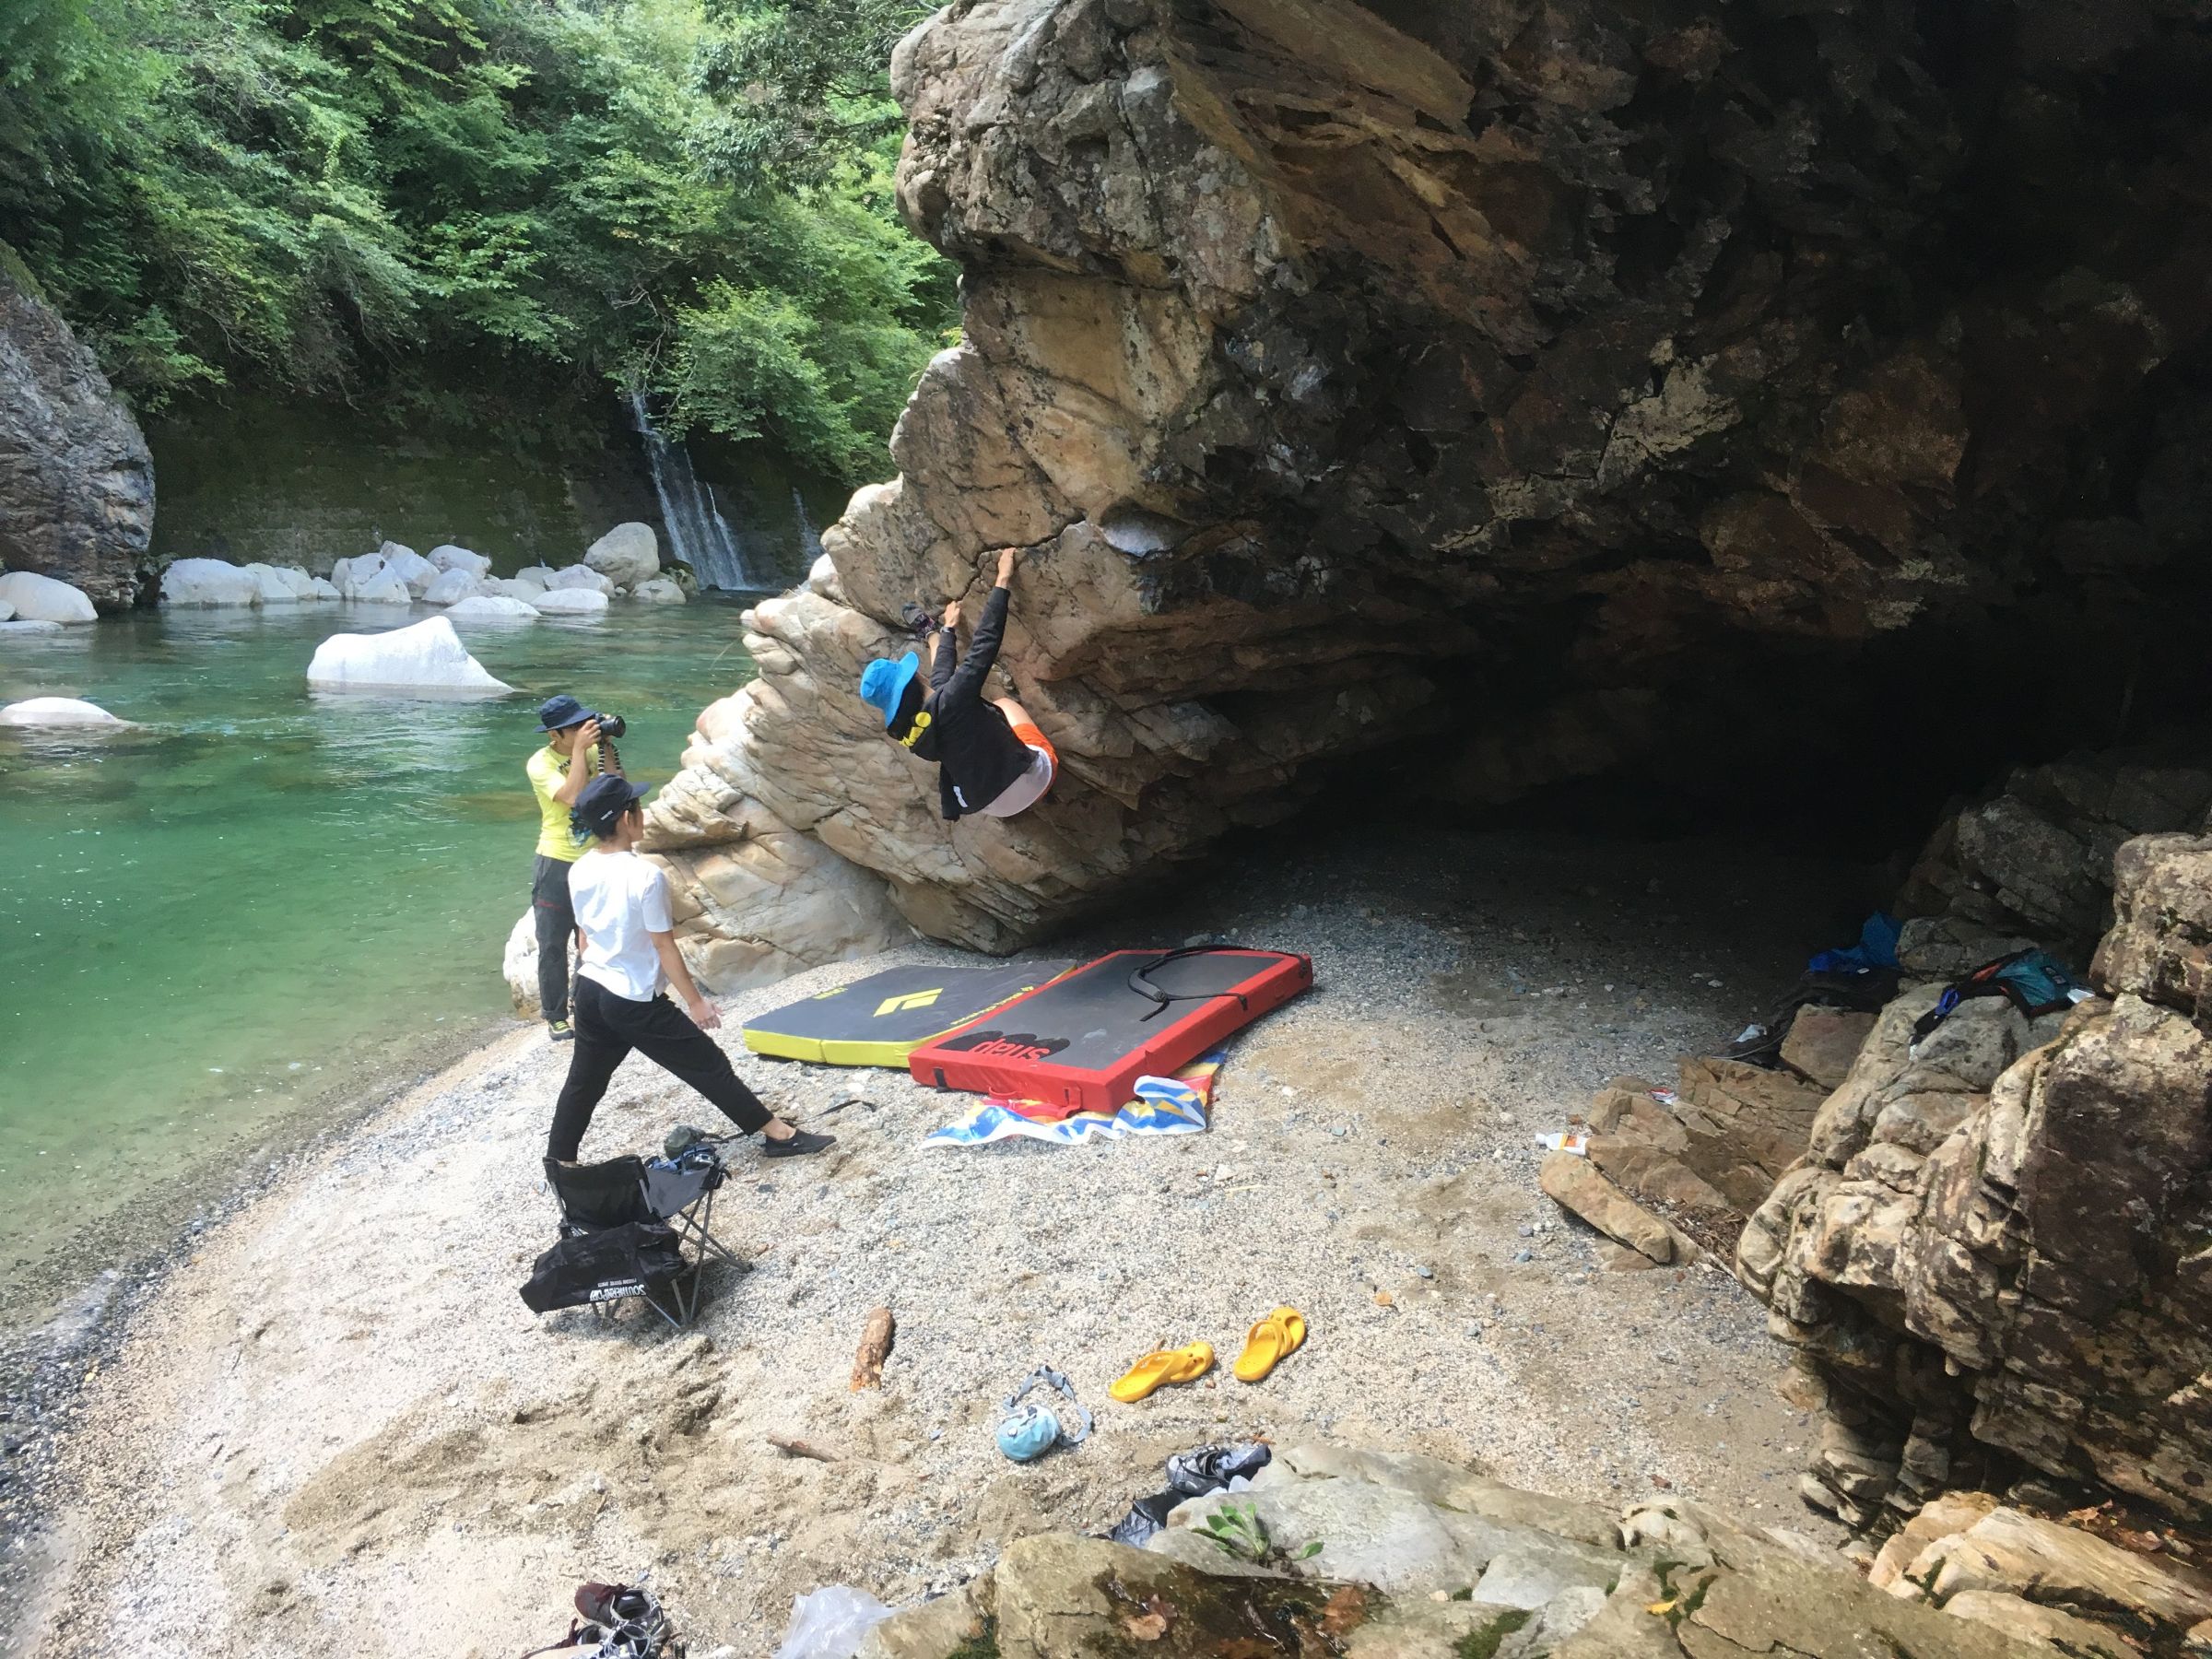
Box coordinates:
[850,1305,895,1391]
[768,1435,839,1464]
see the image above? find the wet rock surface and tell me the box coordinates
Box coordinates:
[0,261,154,610]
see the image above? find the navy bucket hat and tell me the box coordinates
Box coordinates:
[572,772,649,838]
[858,652,922,729]
[536,693,591,733]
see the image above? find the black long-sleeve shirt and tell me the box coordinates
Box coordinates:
[906,583,1034,819]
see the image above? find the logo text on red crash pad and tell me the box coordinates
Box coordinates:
[940,1030,1068,1062]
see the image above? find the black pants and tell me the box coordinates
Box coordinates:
[547,976,771,1161]
[533,854,578,1022]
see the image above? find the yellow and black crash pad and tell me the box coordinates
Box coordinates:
[741,961,1074,1067]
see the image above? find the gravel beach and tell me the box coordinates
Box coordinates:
[28,822,1866,1657]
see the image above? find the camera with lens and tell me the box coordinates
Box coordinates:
[588,711,626,741]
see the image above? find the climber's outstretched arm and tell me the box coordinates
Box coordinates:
[943,549,1018,708]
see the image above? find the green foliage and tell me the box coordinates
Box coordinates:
[1199,1500,1327,1569]
[1453,1609,1532,1659]
[0,0,955,481]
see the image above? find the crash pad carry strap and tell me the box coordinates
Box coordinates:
[1128,947,1299,1023]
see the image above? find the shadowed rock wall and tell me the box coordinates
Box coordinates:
[0,259,154,610]
[646,0,2212,974]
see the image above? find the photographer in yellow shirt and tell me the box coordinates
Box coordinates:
[524,694,603,1041]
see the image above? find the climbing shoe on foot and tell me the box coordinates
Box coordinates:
[762,1127,837,1159]
[900,601,937,639]
[547,1020,574,1043]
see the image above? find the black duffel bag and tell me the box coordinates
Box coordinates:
[520,1219,687,1314]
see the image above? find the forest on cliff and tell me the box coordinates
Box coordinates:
[0,0,953,480]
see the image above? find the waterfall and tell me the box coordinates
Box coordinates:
[626,390,763,592]
[792,487,824,562]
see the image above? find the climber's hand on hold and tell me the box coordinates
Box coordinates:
[996,547,1019,587]
[942,598,962,629]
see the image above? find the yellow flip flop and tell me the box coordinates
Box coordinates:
[1233,1306,1309,1382]
[1109,1341,1215,1403]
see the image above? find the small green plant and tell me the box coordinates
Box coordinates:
[1198,1500,1325,1566]
[1453,1608,1532,1659]
[944,1629,999,1659]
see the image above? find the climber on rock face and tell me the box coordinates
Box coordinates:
[858,547,1057,821]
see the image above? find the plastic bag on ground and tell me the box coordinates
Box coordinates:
[773,1586,895,1659]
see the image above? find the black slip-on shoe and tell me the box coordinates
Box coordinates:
[761,1127,837,1159]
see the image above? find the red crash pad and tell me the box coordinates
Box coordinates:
[906,947,1312,1114]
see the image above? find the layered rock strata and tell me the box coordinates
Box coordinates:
[1740,833,2212,1533]
[1900,747,2212,961]
[0,259,155,610]
[646,0,2212,964]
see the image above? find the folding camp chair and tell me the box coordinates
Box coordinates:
[523,1147,741,1329]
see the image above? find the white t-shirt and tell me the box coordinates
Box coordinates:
[568,849,672,1003]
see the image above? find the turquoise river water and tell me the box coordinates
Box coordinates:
[0,602,754,1302]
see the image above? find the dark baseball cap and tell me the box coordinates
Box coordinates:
[571,772,650,838]
[536,693,591,732]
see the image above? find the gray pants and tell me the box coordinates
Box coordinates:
[532,854,579,1022]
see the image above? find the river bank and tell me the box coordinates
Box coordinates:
[24,820,1875,1658]
[0,601,760,1320]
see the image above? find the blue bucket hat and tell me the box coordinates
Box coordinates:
[572,772,649,838]
[536,693,591,733]
[858,652,922,729]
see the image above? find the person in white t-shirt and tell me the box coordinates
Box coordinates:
[547,773,834,1164]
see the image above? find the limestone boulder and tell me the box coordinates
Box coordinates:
[629,576,686,605]
[2091,832,2212,1021]
[420,570,484,606]
[482,577,544,602]
[238,563,308,604]
[1,696,125,726]
[531,587,608,617]
[1938,1592,2135,1659]
[377,541,438,596]
[1741,858,2212,1533]
[1539,1151,1677,1265]
[584,523,659,588]
[512,566,557,592]
[0,263,154,609]
[543,564,614,595]
[501,913,541,1016]
[426,544,491,578]
[0,619,62,636]
[160,558,262,606]
[330,554,410,600]
[350,574,413,606]
[1781,1007,1877,1091]
[446,594,540,623]
[1904,1508,2212,1630]
[0,599,13,621]
[0,570,99,624]
[305,616,514,695]
[1900,747,2212,957]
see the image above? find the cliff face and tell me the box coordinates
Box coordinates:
[647,0,2212,964]
[1739,834,2212,1532]
[0,263,155,610]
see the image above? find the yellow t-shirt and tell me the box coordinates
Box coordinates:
[526,743,599,861]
